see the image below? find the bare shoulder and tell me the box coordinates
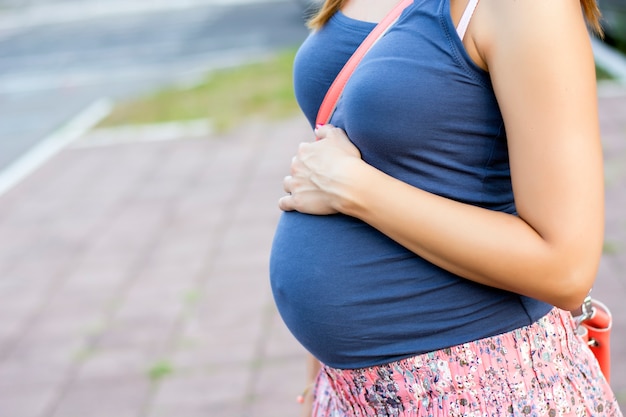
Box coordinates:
[474,0,591,61]
[475,0,596,115]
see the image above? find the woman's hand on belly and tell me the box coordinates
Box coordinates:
[279,124,363,215]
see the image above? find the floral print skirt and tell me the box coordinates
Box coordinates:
[312,308,622,416]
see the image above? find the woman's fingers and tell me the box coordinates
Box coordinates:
[314,124,338,141]
[278,126,360,215]
[278,193,295,211]
[283,175,292,194]
[314,125,361,159]
[314,123,329,140]
[280,175,297,211]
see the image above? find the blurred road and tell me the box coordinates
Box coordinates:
[0,0,310,171]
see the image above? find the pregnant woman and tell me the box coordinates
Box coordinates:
[270,0,623,415]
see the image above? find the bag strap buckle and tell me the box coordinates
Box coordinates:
[574,293,595,328]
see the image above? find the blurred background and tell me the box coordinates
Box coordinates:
[0,0,312,171]
[0,0,624,416]
[601,0,626,48]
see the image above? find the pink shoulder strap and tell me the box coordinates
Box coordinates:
[316,0,413,126]
[456,0,480,40]
[316,0,479,126]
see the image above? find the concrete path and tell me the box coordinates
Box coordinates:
[0,83,625,416]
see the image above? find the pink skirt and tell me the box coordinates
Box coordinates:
[312,308,622,416]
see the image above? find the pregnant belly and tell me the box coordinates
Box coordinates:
[270,211,420,308]
[269,212,550,369]
[269,211,455,365]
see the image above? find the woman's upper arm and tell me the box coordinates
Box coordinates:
[481,0,604,285]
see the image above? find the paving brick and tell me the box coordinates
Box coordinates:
[249,356,305,417]
[172,308,265,370]
[147,365,250,416]
[50,376,152,417]
[0,384,60,417]
[75,348,155,380]
[94,315,178,356]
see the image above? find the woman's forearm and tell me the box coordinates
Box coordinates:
[338,160,602,311]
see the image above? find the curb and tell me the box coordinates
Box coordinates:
[72,119,214,149]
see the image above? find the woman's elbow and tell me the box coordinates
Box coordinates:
[547,259,599,311]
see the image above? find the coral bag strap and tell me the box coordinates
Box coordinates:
[316,0,413,126]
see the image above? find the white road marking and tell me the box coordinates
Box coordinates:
[0,98,112,197]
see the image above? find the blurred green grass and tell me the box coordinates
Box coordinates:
[596,64,614,80]
[98,48,300,132]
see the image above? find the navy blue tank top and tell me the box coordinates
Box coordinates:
[270,0,551,369]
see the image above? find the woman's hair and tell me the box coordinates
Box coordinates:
[581,0,603,35]
[307,0,603,35]
[307,0,344,30]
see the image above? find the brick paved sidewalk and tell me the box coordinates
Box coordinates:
[0,85,624,417]
[0,117,311,417]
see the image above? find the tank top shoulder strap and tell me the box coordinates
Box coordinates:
[455,0,479,40]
